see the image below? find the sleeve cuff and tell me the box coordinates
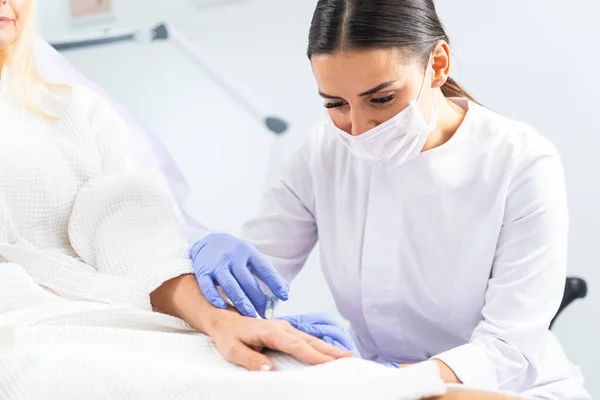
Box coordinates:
[145,258,194,293]
[433,343,498,391]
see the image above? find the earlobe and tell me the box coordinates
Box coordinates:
[431,40,451,88]
[432,78,446,89]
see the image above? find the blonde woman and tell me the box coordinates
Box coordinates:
[0,1,541,399]
[0,0,367,387]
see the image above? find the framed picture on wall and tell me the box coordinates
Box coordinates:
[69,0,114,25]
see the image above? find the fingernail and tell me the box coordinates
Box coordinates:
[260,364,272,372]
[213,300,227,309]
[244,305,258,318]
[280,286,289,300]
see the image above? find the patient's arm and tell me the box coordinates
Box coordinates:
[151,274,352,371]
[150,273,224,334]
[68,170,350,372]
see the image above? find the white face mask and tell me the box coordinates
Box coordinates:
[330,58,437,168]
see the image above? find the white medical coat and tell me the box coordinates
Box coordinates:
[241,99,589,397]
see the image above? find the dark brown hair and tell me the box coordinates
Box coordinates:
[307,0,475,102]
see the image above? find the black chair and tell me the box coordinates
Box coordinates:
[550,277,588,329]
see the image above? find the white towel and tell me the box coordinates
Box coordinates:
[1,305,447,400]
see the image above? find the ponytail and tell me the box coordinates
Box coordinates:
[441,76,476,103]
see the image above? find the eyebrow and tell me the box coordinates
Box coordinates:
[318,80,397,99]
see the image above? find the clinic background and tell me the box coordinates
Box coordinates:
[37,0,599,395]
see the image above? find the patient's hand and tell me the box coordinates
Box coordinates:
[206,311,353,371]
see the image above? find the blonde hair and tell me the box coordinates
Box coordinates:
[5,0,65,118]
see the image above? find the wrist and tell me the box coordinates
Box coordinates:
[151,274,240,336]
[203,305,241,337]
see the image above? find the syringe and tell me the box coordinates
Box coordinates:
[217,280,279,319]
[259,281,279,320]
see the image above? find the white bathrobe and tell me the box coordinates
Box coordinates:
[0,76,448,399]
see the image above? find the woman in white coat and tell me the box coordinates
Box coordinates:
[190,0,591,398]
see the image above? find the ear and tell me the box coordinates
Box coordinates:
[430,41,451,88]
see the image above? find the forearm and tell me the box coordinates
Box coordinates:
[150,273,235,334]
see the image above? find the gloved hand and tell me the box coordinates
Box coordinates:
[191,233,289,318]
[278,313,361,357]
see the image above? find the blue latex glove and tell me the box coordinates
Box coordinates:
[191,233,289,318]
[279,313,361,357]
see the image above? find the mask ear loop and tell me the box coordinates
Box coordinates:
[416,53,434,103]
[415,52,438,128]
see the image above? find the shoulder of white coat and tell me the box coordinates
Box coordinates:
[471,103,560,167]
[306,119,340,147]
[303,119,347,164]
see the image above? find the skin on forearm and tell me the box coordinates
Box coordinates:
[149,273,233,334]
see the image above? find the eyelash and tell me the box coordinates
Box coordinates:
[371,94,396,104]
[324,94,396,109]
[324,101,345,109]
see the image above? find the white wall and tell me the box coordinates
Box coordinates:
[38,0,599,396]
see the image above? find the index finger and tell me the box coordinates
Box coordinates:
[248,253,289,301]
